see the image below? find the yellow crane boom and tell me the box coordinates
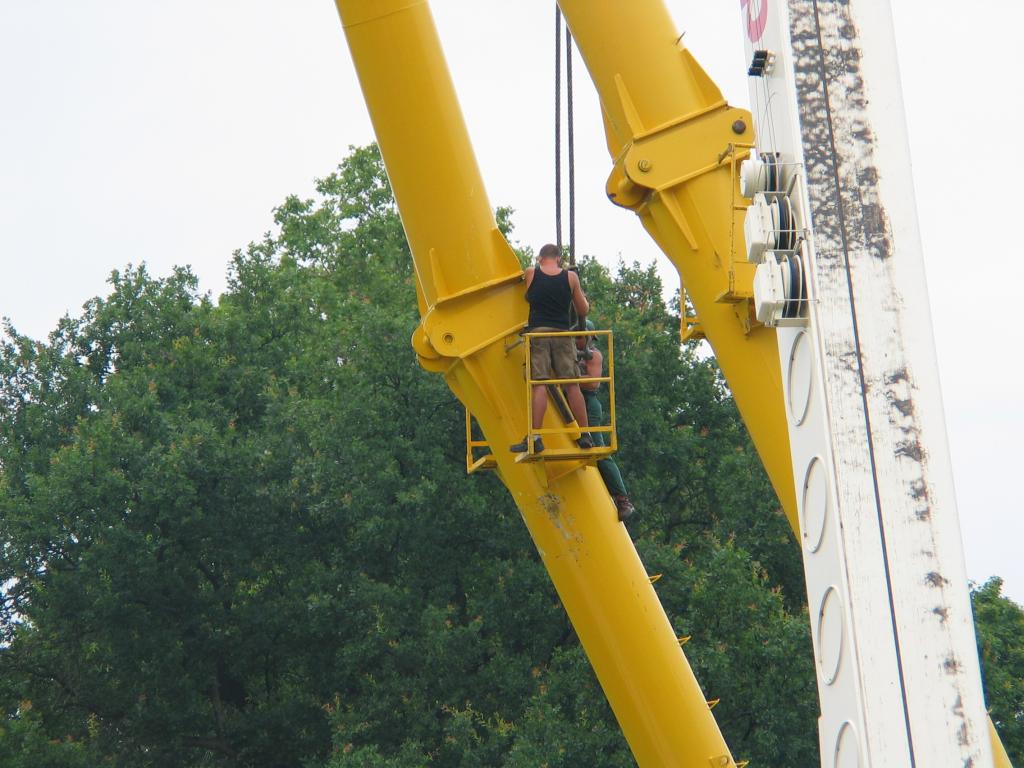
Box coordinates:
[334,1,1013,765]
[336,1,742,765]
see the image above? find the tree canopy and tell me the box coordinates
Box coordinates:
[1,145,1019,766]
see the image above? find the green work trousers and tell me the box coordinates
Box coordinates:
[583,390,627,498]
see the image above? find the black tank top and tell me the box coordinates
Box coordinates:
[526,268,572,330]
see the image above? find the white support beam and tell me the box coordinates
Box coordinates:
[737,0,993,765]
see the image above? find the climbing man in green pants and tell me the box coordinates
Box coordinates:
[576,321,635,522]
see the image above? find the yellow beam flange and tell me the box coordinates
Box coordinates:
[543,458,590,487]
[421,292,526,361]
[514,447,614,464]
[415,233,530,362]
[467,456,496,474]
[610,102,754,201]
[988,713,1014,767]
[657,192,700,250]
[434,266,523,307]
[465,409,497,474]
[613,73,646,136]
[681,316,706,343]
[714,262,756,304]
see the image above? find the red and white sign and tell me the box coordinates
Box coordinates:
[741,0,768,42]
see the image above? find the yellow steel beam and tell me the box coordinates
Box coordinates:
[990,714,1014,768]
[562,3,1018,764]
[335,1,740,765]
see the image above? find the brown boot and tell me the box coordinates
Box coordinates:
[613,495,635,521]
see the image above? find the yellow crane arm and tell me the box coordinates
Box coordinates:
[334,1,743,765]
[335,1,1013,765]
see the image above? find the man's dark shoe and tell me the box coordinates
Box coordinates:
[577,434,595,449]
[613,495,635,521]
[510,436,544,454]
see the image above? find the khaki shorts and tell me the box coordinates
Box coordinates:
[529,327,578,381]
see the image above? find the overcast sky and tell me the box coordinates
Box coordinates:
[1,1,1021,603]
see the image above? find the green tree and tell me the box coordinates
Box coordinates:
[1,145,574,766]
[973,578,1024,762]
[12,143,1017,767]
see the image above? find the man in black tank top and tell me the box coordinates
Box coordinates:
[510,244,592,454]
